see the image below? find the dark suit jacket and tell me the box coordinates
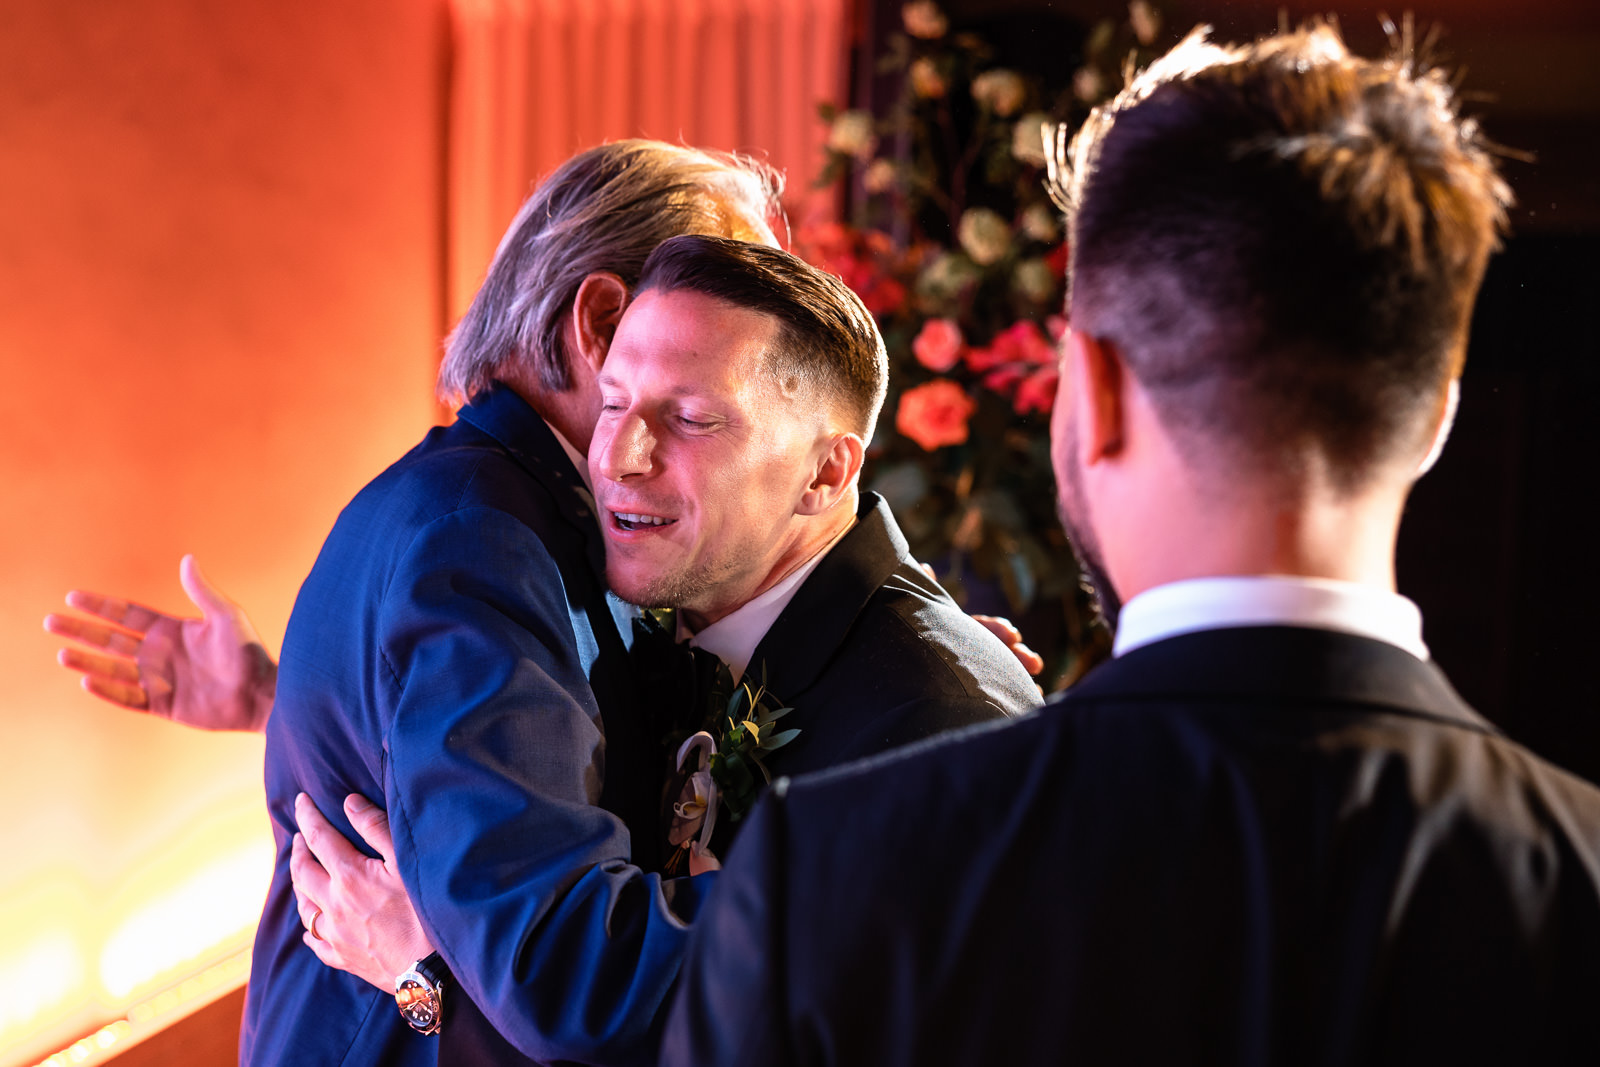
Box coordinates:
[446,492,1041,1061]
[743,492,1042,779]
[242,385,697,1067]
[664,625,1600,1066]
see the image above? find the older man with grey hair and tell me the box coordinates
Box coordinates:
[46,139,778,1067]
[240,142,780,1066]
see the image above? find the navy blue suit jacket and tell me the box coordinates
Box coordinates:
[242,385,698,1066]
[664,626,1600,1066]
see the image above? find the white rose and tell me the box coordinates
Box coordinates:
[1011,111,1053,166]
[1010,257,1058,304]
[917,251,981,305]
[957,207,1011,266]
[828,110,879,160]
[971,69,1027,117]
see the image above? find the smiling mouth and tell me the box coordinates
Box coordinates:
[611,511,677,532]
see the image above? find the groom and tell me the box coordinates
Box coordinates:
[288,232,1041,1062]
[663,24,1600,1066]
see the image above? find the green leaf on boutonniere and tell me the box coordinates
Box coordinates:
[701,665,797,823]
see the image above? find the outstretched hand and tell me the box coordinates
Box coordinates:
[43,554,277,731]
[291,793,435,991]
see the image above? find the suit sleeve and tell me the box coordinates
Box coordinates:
[379,506,708,1065]
[660,788,793,1067]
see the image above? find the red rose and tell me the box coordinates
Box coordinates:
[1013,365,1059,415]
[1045,240,1069,278]
[912,318,964,372]
[982,365,1026,394]
[861,276,907,316]
[896,379,977,451]
[965,320,1056,373]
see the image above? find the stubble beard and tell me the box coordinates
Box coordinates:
[606,548,734,620]
[1057,424,1122,633]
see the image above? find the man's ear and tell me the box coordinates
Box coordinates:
[1416,376,1460,477]
[1065,330,1125,466]
[797,433,865,516]
[569,272,629,374]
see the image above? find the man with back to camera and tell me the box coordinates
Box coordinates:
[663,24,1600,1066]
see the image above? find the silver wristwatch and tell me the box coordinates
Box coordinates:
[395,951,449,1035]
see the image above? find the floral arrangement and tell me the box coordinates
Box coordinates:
[799,2,1166,685]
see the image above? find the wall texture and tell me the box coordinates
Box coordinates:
[0,1,449,1060]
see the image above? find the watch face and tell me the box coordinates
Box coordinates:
[397,976,442,1034]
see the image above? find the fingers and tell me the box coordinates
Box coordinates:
[49,643,150,710]
[291,795,336,902]
[83,673,152,711]
[291,830,331,905]
[344,795,396,866]
[293,875,324,938]
[296,792,367,872]
[44,612,143,657]
[1011,643,1046,677]
[179,554,235,619]
[302,928,339,967]
[973,614,1046,677]
[972,614,1021,644]
[57,646,140,684]
[60,590,163,635]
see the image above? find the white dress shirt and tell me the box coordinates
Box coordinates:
[684,519,857,681]
[1113,575,1429,661]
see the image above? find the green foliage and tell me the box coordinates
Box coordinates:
[704,670,797,822]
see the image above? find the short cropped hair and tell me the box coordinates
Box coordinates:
[439,140,783,404]
[635,235,889,441]
[1048,24,1510,484]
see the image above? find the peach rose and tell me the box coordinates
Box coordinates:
[902,0,948,39]
[912,318,964,372]
[910,56,948,99]
[896,379,977,451]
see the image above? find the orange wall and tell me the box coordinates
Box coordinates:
[0,1,448,1061]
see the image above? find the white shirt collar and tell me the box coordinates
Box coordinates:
[1113,574,1429,661]
[683,519,856,681]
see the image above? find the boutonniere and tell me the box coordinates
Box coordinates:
[665,667,799,875]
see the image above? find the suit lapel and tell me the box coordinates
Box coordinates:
[1062,625,1497,736]
[454,383,608,578]
[748,493,903,699]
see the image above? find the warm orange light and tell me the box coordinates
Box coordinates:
[0,932,85,1053]
[27,950,251,1067]
[98,840,272,1000]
